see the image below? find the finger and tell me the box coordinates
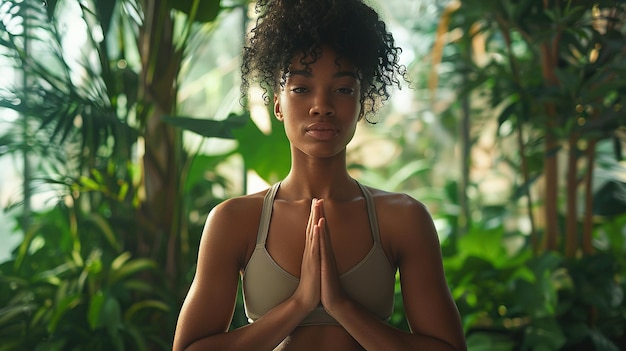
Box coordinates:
[316,199,330,233]
[317,198,325,216]
[312,221,321,253]
[317,217,329,260]
[311,199,322,235]
[306,198,317,239]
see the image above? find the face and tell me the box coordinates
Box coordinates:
[274,47,362,159]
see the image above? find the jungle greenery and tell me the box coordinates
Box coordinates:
[0,0,625,350]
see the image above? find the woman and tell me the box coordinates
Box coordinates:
[173,0,466,350]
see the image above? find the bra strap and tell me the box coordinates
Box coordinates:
[357,182,382,245]
[256,182,281,245]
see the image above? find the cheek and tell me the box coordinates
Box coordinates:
[280,110,299,135]
[276,93,298,115]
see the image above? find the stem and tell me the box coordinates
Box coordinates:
[582,139,597,255]
[21,3,31,232]
[544,123,560,251]
[497,15,538,253]
[539,0,563,251]
[138,0,185,296]
[565,134,579,257]
[459,47,471,235]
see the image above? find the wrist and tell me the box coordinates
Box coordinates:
[290,290,319,315]
[324,294,352,319]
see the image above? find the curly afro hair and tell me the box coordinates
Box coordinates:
[241,0,406,123]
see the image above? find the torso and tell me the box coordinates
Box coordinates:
[233,183,401,350]
[266,184,385,280]
[276,326,366,350]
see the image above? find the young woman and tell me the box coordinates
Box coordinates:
[173,0,466,350]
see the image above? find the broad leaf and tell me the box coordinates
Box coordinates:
[232,113,290,183]
[168,0,221,23]
[162,113,247,139]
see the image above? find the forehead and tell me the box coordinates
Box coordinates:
[286,48,358,75]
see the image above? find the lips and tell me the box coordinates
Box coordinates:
[305,123,339,140]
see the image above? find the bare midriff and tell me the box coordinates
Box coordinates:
[275,325,365,351]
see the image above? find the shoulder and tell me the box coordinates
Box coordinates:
[198,188,270,268]
[363,186,439,262]
[212,185,271,214]
[365,186,432,223]
[365,187,466,350]
[208,189,267,222]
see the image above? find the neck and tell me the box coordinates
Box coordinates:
[280,150,357,201]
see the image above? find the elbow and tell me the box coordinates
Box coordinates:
[172,337,195,351]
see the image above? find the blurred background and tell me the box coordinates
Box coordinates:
[0,0,625,350]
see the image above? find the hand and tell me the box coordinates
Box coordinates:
[292,198,322,312]
[316,199,348,314]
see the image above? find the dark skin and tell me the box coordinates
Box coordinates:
[173,47,466,351]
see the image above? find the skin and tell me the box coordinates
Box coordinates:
[173,47,467,351]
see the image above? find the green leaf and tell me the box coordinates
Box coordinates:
[162,114,248,139]
[455,226,509,267]
[118,182,129,201]
[589,329,621,351]
[102,295,122,326]
[14,221,44,271]
[86,213,122,253]
[87,291,106,330]
[0,303,37,327]
[78,176,102,191]
[109,258,156,285]
[232,113,290,183]
[385,160,430,191]
[168,0,222,23]
[521,317,566,350]
[111,252,132,271]
[123,299,170,321]
[123,324,148,351]
[43,0,60,20]
[48,293,81,334]
[32,262,79,285]
[92,0,117,35]
[101,295,123,349]
[183,153,233,199]
[465,331,516,351]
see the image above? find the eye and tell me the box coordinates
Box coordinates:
[290,87,309,93]
[336,87,355,95]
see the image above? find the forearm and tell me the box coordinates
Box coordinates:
[183,298,309,351]
[330,300,462,351]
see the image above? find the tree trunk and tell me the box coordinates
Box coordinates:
[544,130,559,251]
[582,139,597,255]
[565,134,579,257]
[540,27,561,251]
[137,0,185,291]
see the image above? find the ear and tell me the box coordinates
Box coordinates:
[273,95,283,121]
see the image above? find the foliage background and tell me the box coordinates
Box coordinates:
[0,0,625,350]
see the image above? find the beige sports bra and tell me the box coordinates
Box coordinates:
[241,181,396,326]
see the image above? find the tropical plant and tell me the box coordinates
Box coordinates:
[0,194,167,351]
[2,0,626,350]
[427,0,626,349]
[0,0,247,348]
[441,0,626,254]
[441,213,626,350]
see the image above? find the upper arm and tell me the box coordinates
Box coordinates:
[173,199,251,350]
[385,196,466,350]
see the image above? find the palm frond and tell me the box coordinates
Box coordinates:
[0,0,138,169]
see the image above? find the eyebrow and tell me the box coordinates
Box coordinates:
[286,70,358,79]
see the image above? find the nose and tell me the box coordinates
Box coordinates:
[309,91,335,117]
